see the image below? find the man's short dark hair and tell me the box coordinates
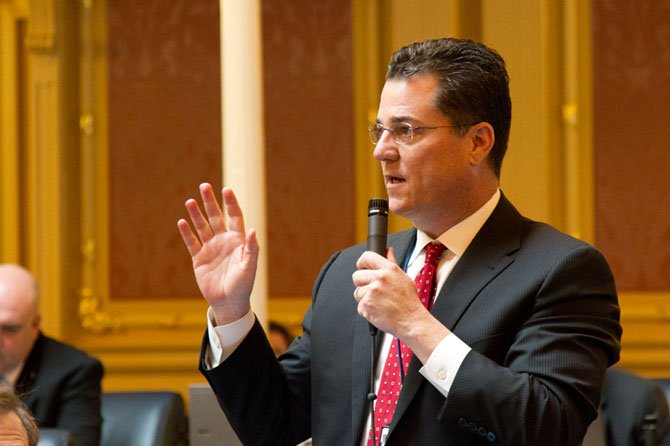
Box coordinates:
[387,38,512,178]
[0,390,40,446]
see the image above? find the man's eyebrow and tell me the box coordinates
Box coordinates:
[375,116,418,124]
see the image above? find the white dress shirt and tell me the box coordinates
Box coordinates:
[0,362,23,391]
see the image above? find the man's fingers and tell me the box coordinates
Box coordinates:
[199,183,227,233]
[222,187,247,234]
[353,286,367,302]
[185,198,214,243]
[356,250,387,270]
[177,219,202,257]
[245,228,259,257]
[386,246,397,264]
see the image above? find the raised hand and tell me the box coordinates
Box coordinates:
[177,183,259,325]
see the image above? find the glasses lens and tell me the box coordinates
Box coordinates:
[391,123,414,143]
[368,124,383,144]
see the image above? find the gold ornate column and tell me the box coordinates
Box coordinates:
[23,0,76,338]
[352,0,386,243]
[220,0,268,324]
[0,0,27,263]
[562,0,594,243]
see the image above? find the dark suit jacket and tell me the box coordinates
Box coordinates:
[201,194,622,445]
[16,333,104,446]
[602,368,670,446]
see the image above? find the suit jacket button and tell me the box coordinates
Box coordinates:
[458,417,468,428]
[487,432,496,442]
[468,421,477,431]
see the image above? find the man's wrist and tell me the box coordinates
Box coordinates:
[206,308,255,367]
[211,303,252,326]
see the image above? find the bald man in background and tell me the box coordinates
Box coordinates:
[0,264,103,445]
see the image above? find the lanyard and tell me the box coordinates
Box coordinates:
[395,338,406,384]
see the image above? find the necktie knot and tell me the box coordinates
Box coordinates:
[415,242,446,312]
[424,242,446,265]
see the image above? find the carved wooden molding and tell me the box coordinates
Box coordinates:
[78,287,122,334]
[617,291,670,376]
[619,292,670,324]
[77,0,210,335]
[25,0,55,52]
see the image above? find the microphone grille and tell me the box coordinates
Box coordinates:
[368,198,388,212]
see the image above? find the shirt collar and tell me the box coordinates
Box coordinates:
[2,361,25,388]
[408,189,501,265]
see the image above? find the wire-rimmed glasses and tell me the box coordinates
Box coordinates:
[367,121,478,145]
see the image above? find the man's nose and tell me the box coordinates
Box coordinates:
[372,132,399,162]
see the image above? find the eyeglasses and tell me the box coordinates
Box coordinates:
[367,121,478,145]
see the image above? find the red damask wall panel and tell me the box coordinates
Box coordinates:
[107,0,354,300]
[262,0,355,297]
[593,1,670,291]
[107,0,222,299]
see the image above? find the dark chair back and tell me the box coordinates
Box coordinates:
[598,369,670,446]
[101,391,187,446]
[653,378,670,409]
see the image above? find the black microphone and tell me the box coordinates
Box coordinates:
[367,198,388,336]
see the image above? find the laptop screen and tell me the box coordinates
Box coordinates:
[188,383,242,446]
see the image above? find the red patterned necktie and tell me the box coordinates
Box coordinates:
[367,242,447,445]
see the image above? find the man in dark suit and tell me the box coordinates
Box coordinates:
[0,263,103,445]
[178,38,622,445]
[602,368,670,446]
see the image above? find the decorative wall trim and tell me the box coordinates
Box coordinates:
[352,0,385,243]
[619,292,670,324]
[78,294,207,334]
[25,0,55,52]
[0,1,21,261]
[78,287,121,334]
[617,292,670,376]
[76,0,225,336]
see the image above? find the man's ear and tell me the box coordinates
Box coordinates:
[469,122,495,166]
[32,314,41,330]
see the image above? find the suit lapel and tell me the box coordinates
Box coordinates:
[390,195,523,430]
[432,196,522,329]
[15,333,43,397]
[351,230,417,442]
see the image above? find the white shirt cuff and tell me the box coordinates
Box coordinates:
[205,308,255,369]
[419,333,471,398]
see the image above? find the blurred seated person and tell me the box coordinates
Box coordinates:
[0,264,104,445]
[0,388,39,446]
[602,368,670,446]
[268,321,294,357]
[584,367,670,446]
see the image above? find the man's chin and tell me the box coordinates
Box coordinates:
[388,198,411,217]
